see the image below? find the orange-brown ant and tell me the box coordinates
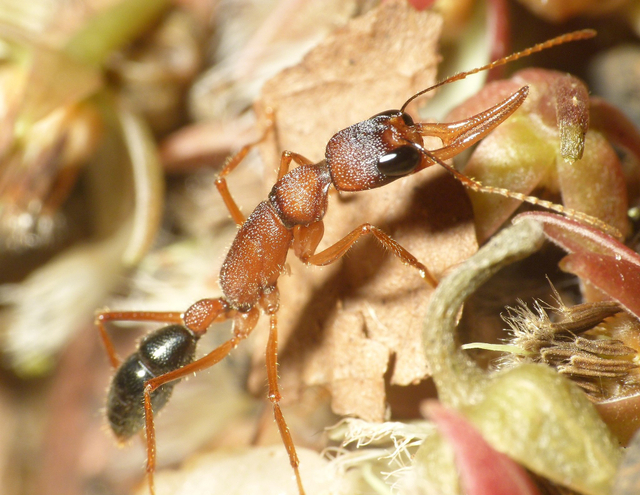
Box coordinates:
[96,30,608,495]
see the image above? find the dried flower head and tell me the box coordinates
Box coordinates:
[501,295,640,401]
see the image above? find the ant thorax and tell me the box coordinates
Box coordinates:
[269,163,332,228]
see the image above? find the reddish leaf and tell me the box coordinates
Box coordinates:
[425,401,541,495]
[514,212,640,318]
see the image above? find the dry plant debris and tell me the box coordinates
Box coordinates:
[501,299,639,399]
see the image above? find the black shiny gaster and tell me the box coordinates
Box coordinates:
[106,325,197,439]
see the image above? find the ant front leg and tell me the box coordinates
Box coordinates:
[215,113,275,225]
[277,151,314,180]
[294,221,438,287]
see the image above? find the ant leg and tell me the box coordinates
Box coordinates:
[296,222,438,287]
[216,115,275,226]
[277,151,313,180]
[96,298,228,369]
[142,306,260,493]
[265,311,306,495]
[95,311,183,369]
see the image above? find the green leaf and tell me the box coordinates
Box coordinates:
[64,0,170,66]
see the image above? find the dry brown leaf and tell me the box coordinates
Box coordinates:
[252,0,478,422]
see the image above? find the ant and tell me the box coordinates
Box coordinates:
[96,30,609,495]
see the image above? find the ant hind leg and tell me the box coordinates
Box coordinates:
[277,151,314,180]
[95,310,183,369]
[265,311,306,495]
[140,305,260,495]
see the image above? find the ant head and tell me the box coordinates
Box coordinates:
[326,110,426,192]
[325,30,596,193]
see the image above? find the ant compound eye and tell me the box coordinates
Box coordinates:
[400,112,414,126]
[371,110,414,127]
[376,145,422,177]
[372,109,401,119]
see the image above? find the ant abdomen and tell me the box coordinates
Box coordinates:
[107,325,198,440]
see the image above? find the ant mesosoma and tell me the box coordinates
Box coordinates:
[97,30,609,495]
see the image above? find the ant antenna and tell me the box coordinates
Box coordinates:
[408,141,622,239]
[400,29,596,112]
